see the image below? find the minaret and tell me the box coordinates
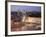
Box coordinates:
[21,10,26,22]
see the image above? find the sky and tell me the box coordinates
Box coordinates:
[11,5,41,12]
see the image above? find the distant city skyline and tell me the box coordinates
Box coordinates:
[11,5,41,12]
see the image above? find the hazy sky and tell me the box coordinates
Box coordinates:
[11,5,41,12]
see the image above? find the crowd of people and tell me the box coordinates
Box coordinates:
[11,10,41,31]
